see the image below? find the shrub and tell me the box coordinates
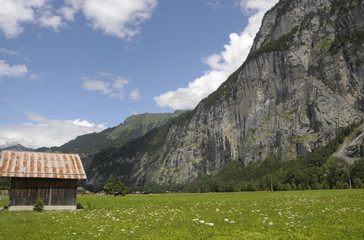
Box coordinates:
[33,197,44,212]
[353,178,364,189]
[334,181,344,189]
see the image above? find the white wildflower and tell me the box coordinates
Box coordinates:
[269,222,274,226]
[224,218,229,222]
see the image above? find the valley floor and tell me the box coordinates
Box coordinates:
[0,190,363,239]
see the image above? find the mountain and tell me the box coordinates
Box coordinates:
[53,111,188,154]
[0,144,34,152]
[86,0,364,189]
[37,111,188,170]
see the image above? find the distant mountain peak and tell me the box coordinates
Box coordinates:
[1,144,34,151]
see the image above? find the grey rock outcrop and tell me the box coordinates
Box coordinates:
[87,0,364,187]
[334,123,364,164]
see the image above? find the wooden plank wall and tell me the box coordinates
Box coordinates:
[10,178,77,206]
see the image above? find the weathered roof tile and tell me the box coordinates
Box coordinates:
[0,150,87,179]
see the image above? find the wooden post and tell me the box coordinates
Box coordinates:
[49,183,52,205]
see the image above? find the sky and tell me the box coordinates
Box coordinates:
[0,0,278,149]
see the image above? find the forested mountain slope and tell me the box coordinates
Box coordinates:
[37,111,187,170]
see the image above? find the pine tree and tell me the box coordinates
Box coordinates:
[104,175,128,196]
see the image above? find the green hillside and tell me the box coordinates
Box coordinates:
[37,111,187,154]
[34,111,188,170]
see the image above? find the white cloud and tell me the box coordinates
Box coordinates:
[82,79,111,94]
[241,0,276,14]
[0,0,158,40]
[82,0,157,39]
[30,73,42,79]
[0,112,106,149]
[0,59,28,78]
[130,88,141,100]
[65,0,85,10]
[206,0,221,10]
[154,0,278,110]
[60,0,87,21]
[60,7,74,21]
[82,73,130,99]
[0,0,61,38]
[0,48,17,55]
[113,77,129,89]
[0,0,39,38]
[37,10,64,31]
[59,0,84,21]
[69,118,102,128]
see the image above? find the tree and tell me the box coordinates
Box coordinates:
[353,178,364,188]
[351,158,364,182]
[104,175,128,196]
[0,178,10,190]
[324,157,348,188]
[34,197,44,212]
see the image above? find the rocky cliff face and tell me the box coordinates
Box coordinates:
[334,122,364,164]
[87,0,364,187]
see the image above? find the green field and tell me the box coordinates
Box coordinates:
[0,190,363,239]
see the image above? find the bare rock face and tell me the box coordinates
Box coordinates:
[87,0,364,187]
[334,123,364,164]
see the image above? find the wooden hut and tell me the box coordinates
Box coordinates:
[0,150,87,211]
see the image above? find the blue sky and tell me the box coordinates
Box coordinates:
[0,0,278,148]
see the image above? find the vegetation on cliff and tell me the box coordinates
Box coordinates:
[186,121,364,193]
[124,121,364,194]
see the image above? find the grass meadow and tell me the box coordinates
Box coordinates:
[0,190,363,239]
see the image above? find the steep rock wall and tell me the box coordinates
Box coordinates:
[87,0,364,187]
